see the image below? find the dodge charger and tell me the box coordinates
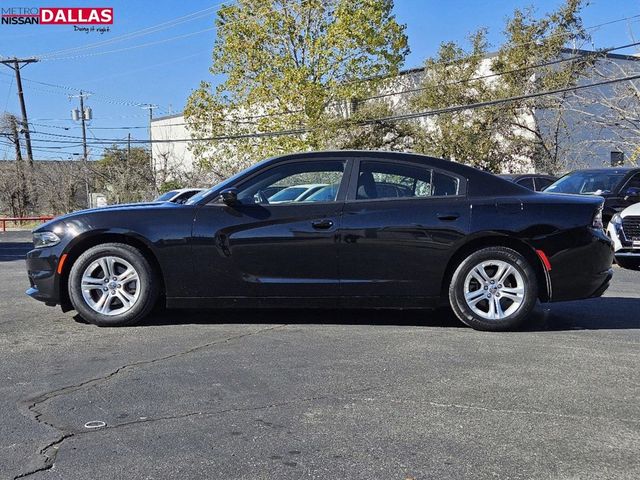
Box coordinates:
[26,151,614,331]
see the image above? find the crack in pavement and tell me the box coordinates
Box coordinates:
[12,324,287,479]
[80,383,382,434]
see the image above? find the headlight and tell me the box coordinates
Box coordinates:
[610,213,622,227]
[592,207,604,229]
[33,231,61,248]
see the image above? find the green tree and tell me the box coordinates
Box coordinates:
[320,101,417,151]
[94,146,154,204]
[412,0,589,173]
[185,0,408,179]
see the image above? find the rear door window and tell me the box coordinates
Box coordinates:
[354,161,460,201]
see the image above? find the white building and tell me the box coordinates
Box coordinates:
[151,48,640,179]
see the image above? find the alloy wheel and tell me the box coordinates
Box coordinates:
[80,255,141,316]
[463,260,525,320]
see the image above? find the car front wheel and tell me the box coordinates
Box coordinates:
[449,246,538,331]
[68,243,159,327]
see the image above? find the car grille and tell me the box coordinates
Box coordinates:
[622,216,640,240]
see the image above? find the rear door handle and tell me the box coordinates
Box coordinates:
[437,213,460,221]
[311,219,334,229]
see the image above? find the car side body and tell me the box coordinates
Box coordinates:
[26,151,613,329]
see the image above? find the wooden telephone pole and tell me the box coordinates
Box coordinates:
[0,58,38,165]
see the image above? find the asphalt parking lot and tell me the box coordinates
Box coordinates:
[1,231,639,479]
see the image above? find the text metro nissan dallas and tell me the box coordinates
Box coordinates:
[25,151,614,331]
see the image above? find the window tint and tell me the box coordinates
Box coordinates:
[303,184,340,202]
[534,177,554,191]
[516,177,535,190]
[236,160,345,205]
[432,171,460,196]
[356,161,459,200]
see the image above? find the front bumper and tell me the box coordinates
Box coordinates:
[607,218,640,264]
[25,246,63,306]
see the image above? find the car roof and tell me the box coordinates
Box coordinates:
[199,150,530,201]
[567,168,637,174]
[499,174,555,179]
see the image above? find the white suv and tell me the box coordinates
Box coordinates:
[607,203,640,269]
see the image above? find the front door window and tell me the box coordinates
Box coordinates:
[236,160,346,205]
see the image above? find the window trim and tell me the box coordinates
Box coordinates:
[618,172,640,194]
[515,176,536,190]
[533,176,554,191]
[345,157,467,203]
[205,157,354,207]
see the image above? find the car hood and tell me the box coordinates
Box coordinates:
[33,201,182,232]
[619,202,640,218]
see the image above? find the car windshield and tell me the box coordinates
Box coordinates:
[155,190,179,201]
[544,172,625,195]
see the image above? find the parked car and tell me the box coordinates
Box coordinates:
[26,151,613,331]
[499,174,557,192]
[607,202,640,269]
[267,183,327,203]
[544,168,640,224]
[154,188,205,204]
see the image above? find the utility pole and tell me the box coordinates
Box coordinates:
[8,114,27,216]
[0,57,38,166]
[71,91,92,208]
[127,132,131,160]
[8,115,23,163]
[142,104,158,194]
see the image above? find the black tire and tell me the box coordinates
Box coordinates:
[615,257,640,270]
[448,246,538,331]
[68,243,159,327]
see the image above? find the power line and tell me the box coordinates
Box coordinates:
[19,72,640,146]
[362,40,640,103]
[64,40,640,129]
[0,70,160,109]
[40,26,218,61]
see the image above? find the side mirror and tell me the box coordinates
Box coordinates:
[220,188,239,206]
[624,187,640,201]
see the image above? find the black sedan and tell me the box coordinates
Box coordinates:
[26,151,613,331]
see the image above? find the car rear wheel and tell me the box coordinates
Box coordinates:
[68,243,159,327]
[449,247,538,331]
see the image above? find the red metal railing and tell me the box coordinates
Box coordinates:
[0,216,54,232]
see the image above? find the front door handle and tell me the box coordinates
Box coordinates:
[437,212,460,221]
[311,219,334,230]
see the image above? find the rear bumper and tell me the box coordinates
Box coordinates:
[545,228,614,302]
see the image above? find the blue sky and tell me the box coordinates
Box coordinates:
[0,0,639,159]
